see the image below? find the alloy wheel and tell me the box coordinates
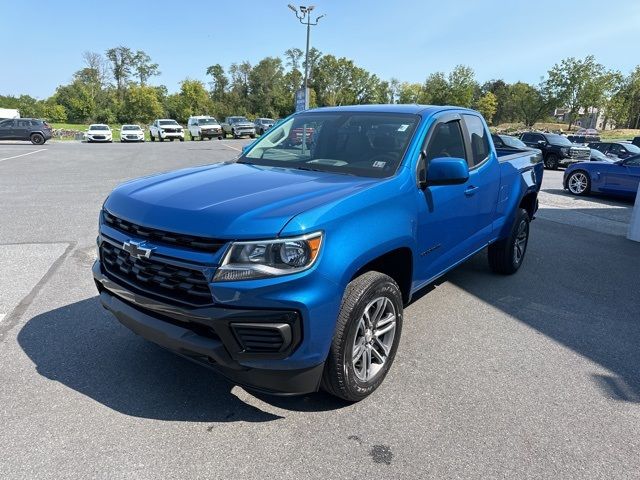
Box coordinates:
[352,296,397,382]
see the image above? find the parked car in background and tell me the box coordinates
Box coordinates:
[222,116,256,139]
[0,118,52,145]
[187,116,223,141]
[632,136,640,148]
[588,141,640,161]
[120,125,145,143]
[589,148,615,162]
[86,124,113,143]
[254,118,275,135]
[567,134,600,144]
[520,131,590,169]
[149,119,184,142]
[491,134,531,150]
[564,155,640,198]
[94,105,543,401]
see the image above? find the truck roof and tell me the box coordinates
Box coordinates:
[309,104,471,116]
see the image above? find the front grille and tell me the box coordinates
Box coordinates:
[102,210,225,253]
[93,135,105,140]
[100,241,212,306]
[163,128,180,133]
[232,325,288,353]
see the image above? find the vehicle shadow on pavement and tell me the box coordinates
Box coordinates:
[447,218,640,403]
[17,296,344,422]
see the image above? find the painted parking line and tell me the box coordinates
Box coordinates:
[220,142,242,152]
[0,148,47,163]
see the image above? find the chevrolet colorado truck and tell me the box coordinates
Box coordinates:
[93,105,543,401]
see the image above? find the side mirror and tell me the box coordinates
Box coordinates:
[537,140,546,146]
[424,157,469,186]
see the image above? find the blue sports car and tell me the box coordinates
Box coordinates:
[564,155,640,198]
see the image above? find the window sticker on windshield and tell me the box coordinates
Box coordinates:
[373,161,386,168]
[398,124,409,132]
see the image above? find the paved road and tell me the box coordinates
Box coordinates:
[1,142,639,479]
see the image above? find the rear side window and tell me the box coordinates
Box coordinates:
[463,115,490,167]
[425,120,466,162]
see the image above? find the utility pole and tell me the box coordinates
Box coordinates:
[288,4,325,111]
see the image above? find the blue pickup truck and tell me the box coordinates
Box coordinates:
[93,105,543,401]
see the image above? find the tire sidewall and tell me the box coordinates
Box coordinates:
[510,210,530,270]
[340,279,403,400]
[31,133,44,145]
[568,170,590,196]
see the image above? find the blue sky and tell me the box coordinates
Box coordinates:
[2,0,639,98]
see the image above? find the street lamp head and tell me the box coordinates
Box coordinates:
[287,4,297,12]
[316,14,325,22]
[307,5,315,12]
[299,5,307,12]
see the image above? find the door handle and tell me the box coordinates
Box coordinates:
[465,185,479,196]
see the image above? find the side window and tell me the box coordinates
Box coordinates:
[425,120,466,162]
[463,115,490,167]
[625,156,640,166]
[0,119,13,127]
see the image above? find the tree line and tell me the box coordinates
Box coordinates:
[2,46,640,129]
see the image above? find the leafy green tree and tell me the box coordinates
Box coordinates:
[475,92,498,124]
[248,57,288,118]
[206,64,229,101]
[53,80,96,122]
[398,82,422,103]
[133,50,160,85]
[43,103,67,122]
[545,56,607,130]
[509,82,555,127]
[447,65,477,107]
[167,79,214,123]
[121,85,163,123]
[106,46,136,98]
[422,72,449,104]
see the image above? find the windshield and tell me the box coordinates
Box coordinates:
[258,118,274,124]
[241,112,419,178]
[122,125,140,131]
[90,125,109,130]
[198,118,218,125]
[590,148,609,161]
[623,143,640,154]
[231,117,249,123]
[545,134,573,146]
[159,120,179,126]
[501,135,527,149]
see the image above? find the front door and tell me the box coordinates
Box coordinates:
[0,119,15,140]
[414,113,496,285]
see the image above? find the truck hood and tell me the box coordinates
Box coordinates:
[104,162,377,239]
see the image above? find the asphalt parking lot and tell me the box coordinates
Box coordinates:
[1,141,639,479]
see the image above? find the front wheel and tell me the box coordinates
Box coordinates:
[150,133,155,142]
[488,208,530,275]
[567,170,591,196]
[322,271,403,402]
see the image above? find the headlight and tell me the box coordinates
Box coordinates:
[214,232,323,281]
[561,147,569,155]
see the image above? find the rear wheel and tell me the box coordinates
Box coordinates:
[322,271,403,402]
[150,133,155,142]
[159,136,164,142]
[30,133,45,145]
[567,170,591,196]
[488,208,530,275]
[544,154,559,170]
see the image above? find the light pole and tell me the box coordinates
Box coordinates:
[288,4,325,110]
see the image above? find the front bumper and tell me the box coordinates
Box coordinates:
[87,135,112,142]
[93,260,325,395]
[160,131,184,139]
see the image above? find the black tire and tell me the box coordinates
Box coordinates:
[321,271,403,402]
[150,133,155,142]
[190,133,195,141]
[250,133,256,139]
[30,133,45,145]
[488,208,530,275]
[544,154,559,170]
[218,135,223,140]
[179,137,184,142]
[566,170,591,196]
[232,129,239,139]
[159,136,164,142]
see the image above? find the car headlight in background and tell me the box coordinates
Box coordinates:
[214,232,323,281]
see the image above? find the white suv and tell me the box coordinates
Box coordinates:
[187,116,224,141]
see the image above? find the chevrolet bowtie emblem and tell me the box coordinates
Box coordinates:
[122,240,155,260]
